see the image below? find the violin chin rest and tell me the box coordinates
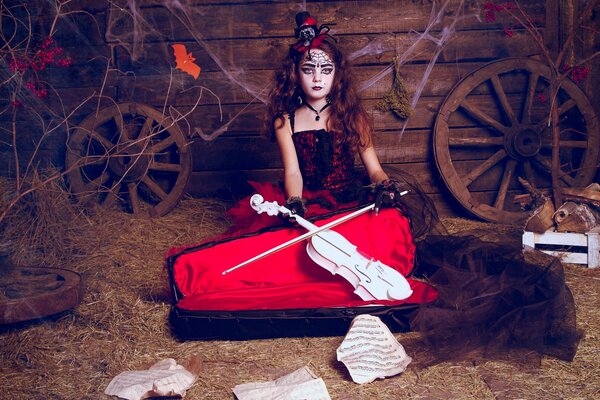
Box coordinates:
[388,284,413,301]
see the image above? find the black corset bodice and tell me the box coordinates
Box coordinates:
[292,129,355,190]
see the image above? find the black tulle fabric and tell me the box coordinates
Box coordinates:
[383,169,582,365]
[408,235,582,366]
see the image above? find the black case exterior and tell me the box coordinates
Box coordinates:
[166,206,420,341]
[169,303,418,341]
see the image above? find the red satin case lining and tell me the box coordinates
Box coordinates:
[172,208,437,311]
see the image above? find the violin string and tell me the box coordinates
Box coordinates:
[313,232,354,258]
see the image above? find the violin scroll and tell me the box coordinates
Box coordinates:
[250,194,288,217]
[249,193,265,209]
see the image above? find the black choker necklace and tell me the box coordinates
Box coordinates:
[305,102,331,121]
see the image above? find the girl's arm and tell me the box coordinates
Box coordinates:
[359,145,389,184]
[274,115,303,198]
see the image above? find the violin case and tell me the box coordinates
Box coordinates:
[165,205,437,340]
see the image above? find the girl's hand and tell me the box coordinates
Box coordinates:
[280,196,307,225]
[286,196,307,217]
[374,179,402,214]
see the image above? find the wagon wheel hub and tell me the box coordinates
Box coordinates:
[107,142,151,182]
[504,125,542,160]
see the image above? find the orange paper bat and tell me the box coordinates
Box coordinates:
[171,44,201,79]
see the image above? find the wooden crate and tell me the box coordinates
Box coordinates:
[522,227,600,268]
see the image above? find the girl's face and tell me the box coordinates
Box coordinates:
[298,49,335,104]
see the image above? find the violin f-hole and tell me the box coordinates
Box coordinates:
[354,264,372,284]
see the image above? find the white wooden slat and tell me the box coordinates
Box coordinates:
[540,251,587,264]
[532,231,587,246]
[522,229,600,268]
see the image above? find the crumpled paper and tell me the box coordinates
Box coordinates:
[232,366,331,400]
[104,357,199,399]
[336,314,412,384]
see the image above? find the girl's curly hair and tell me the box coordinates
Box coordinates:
[266,39,373,150]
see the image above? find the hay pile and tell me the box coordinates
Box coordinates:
[1,177,599,399]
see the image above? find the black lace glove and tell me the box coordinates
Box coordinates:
[282,196,307,224]
[374,179,403,214]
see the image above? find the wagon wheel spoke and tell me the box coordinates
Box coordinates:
[101,179,124,209]
[534,117,550,133]
[448,136,504,147]
[127,182,141,214]
[558,98,577,115]
[66,103,192,218]
[491,75,517,125]
[149,136,176,154]
[149,161,182,172]
[78,154,106,166]
[141,175,168,200]
[113,112,131,143]
[541,139,589,149]
[138,116,154,139]
[522,160,537,187]
[463,149,507,186]
[460,101,508,134]
[87,129,115,150]
[535,99,579,132]
[84,170,111,191]
[494,159,517,209]
[522,72,539,124]
[533,155,577,187]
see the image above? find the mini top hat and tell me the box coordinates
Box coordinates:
[291,11,335,54]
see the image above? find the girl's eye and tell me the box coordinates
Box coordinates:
[301,68,313,74]
[322,68,334,75]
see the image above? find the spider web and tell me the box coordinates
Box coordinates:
[104,0,483,141]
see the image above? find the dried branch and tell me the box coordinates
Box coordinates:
[0,1,106,224]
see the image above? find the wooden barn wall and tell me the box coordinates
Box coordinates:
[1,0,596,218]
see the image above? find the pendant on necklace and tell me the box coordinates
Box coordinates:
[306,102,330,122]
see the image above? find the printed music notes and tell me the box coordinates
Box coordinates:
[336,314,412,384]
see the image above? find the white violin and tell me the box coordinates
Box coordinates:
[223,194,412,301]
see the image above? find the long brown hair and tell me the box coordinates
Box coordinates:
[266,39,373,149]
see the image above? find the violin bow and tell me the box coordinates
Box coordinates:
[222,190,408,276]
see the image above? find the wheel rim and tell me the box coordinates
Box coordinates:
[66,103,192,217]
[434,58,599,223]
[0,266,84,324]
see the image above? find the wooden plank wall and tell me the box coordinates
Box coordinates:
[3,0,589,218]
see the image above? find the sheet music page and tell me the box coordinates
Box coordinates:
[104,358,197,400]
[233,366,331,400]
[336,314,412,384]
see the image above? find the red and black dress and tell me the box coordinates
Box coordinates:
[292,129,355,191]
[170,127,425,309]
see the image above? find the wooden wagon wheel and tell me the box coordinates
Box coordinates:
[0,266,84,324]
[434,58,599,223]
[66,103,192,218]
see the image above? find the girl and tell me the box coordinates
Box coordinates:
[266,11,400,219]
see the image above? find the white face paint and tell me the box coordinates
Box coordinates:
[298,49,335,105]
